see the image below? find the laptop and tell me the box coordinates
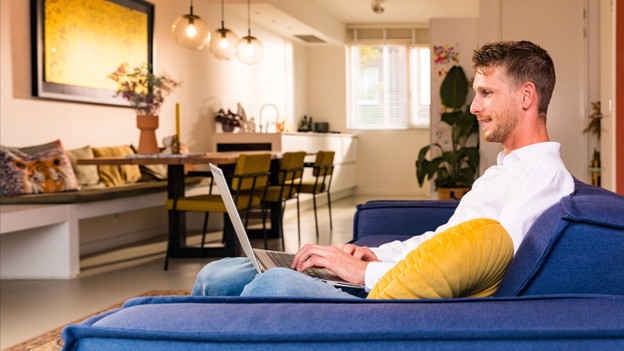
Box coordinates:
[209,163,364,289]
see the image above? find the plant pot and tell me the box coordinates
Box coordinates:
[438,187,470,200]
[136,115,159,154]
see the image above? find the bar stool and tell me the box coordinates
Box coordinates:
[298,151,335,240]
[262,151,306,249]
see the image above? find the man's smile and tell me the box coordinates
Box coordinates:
[477,116,493,130]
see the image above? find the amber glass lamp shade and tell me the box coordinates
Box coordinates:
[210,27,239,60]
[236,35,264,65]
[172,14,211,50]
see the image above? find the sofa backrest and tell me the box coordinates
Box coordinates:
[352,200,458,241]
[495,180,624,297]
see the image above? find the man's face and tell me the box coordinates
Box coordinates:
[470,66,521,144]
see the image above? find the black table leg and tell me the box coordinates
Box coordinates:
[166,164,238,259]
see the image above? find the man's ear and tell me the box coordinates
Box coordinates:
[521,82,537,110]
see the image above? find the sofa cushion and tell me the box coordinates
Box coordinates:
[352,200,458,240]
[368,218,514,300]
[92,145,141,186]
[495,180,624,297]
[61,295,624,350]
[66,145,101,186]
[0,140,80,196]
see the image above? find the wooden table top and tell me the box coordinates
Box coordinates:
[77,151,281,166]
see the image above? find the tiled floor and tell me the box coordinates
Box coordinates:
[0,194,408,348]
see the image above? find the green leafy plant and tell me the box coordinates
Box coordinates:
[416,65,480,189]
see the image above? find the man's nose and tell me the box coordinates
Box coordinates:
[470,96,481,115]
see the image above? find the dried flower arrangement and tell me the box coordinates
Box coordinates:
[108,63,181,116]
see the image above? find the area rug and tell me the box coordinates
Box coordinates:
[4,290,190,351]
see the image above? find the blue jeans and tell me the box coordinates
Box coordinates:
[191,257,367,299]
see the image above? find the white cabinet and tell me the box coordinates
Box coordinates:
[212,133,357,193]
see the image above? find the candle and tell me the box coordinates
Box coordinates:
[175,103,180,140]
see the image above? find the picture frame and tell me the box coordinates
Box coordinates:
[30,0,154,106]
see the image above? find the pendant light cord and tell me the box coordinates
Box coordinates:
[247,0,251,37]
[190,0,194,16]
[221,0,225,29]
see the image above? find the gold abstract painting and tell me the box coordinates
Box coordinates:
[44,0,148,91]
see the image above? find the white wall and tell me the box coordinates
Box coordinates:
[305,45,431,197]
[306,46,347,132]
[0,0,308,252]
[353,130,430,196]
[600,0,616,191]
[499,0,589,182]
[0,0,307,153]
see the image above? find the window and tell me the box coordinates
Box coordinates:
[347,45,430,130]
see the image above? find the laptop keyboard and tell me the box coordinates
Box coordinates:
[266,251,335,280]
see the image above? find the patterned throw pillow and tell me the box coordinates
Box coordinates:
[0,140,80,196]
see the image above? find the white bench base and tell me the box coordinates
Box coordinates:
[0,192,166,279]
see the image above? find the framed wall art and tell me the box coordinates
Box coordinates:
[31,0,154,106]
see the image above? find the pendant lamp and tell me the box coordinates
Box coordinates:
[236,0,264,65]
[171,0,211,50]
[210,0,239,60]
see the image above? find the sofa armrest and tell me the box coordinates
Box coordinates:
[352,200,458,241]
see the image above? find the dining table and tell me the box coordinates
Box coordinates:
[77,151,284,260]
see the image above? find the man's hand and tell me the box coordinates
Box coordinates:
[337,243,379,262]
[291,244,380,285]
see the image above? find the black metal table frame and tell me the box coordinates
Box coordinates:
[166,161,283,259]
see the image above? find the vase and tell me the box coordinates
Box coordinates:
[136,115,159,154]
[437,187,471,200]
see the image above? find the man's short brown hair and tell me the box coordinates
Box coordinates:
[472,41,556,118]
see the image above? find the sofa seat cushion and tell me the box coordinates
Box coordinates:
[61,295,624,350]
[368,218,514,300]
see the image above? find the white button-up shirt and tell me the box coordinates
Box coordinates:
[364,142,575,290]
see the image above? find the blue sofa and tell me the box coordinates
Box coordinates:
[62,180,624,350]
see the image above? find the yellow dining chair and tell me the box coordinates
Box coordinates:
[164,153,272,270]
[298,150,335,240]
[262,151,306,250]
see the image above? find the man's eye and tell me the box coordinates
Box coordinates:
[481,91,492,96]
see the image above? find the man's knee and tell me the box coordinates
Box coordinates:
[192,257,257,296]
[240,268,307,297]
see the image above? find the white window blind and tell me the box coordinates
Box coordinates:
[347,45,430,130]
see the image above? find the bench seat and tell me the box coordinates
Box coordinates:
[0,178,209,279]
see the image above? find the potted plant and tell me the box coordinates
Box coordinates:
[215,108,243,133]
[108,63,181,154]
[415,65,480,200]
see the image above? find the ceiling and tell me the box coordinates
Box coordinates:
[223,0,480,45]
[309,0,480,25]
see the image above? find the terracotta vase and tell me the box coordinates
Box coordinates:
[136,115,159,154]
[437,187,471,200]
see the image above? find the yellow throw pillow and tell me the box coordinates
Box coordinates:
[367,218,514,300]
[92,145,141,186]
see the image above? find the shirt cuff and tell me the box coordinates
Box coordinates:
[364,261,396,291]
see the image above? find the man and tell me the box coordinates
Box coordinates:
[192,40,574,298]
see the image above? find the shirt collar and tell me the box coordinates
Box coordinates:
[496,142,561,167]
